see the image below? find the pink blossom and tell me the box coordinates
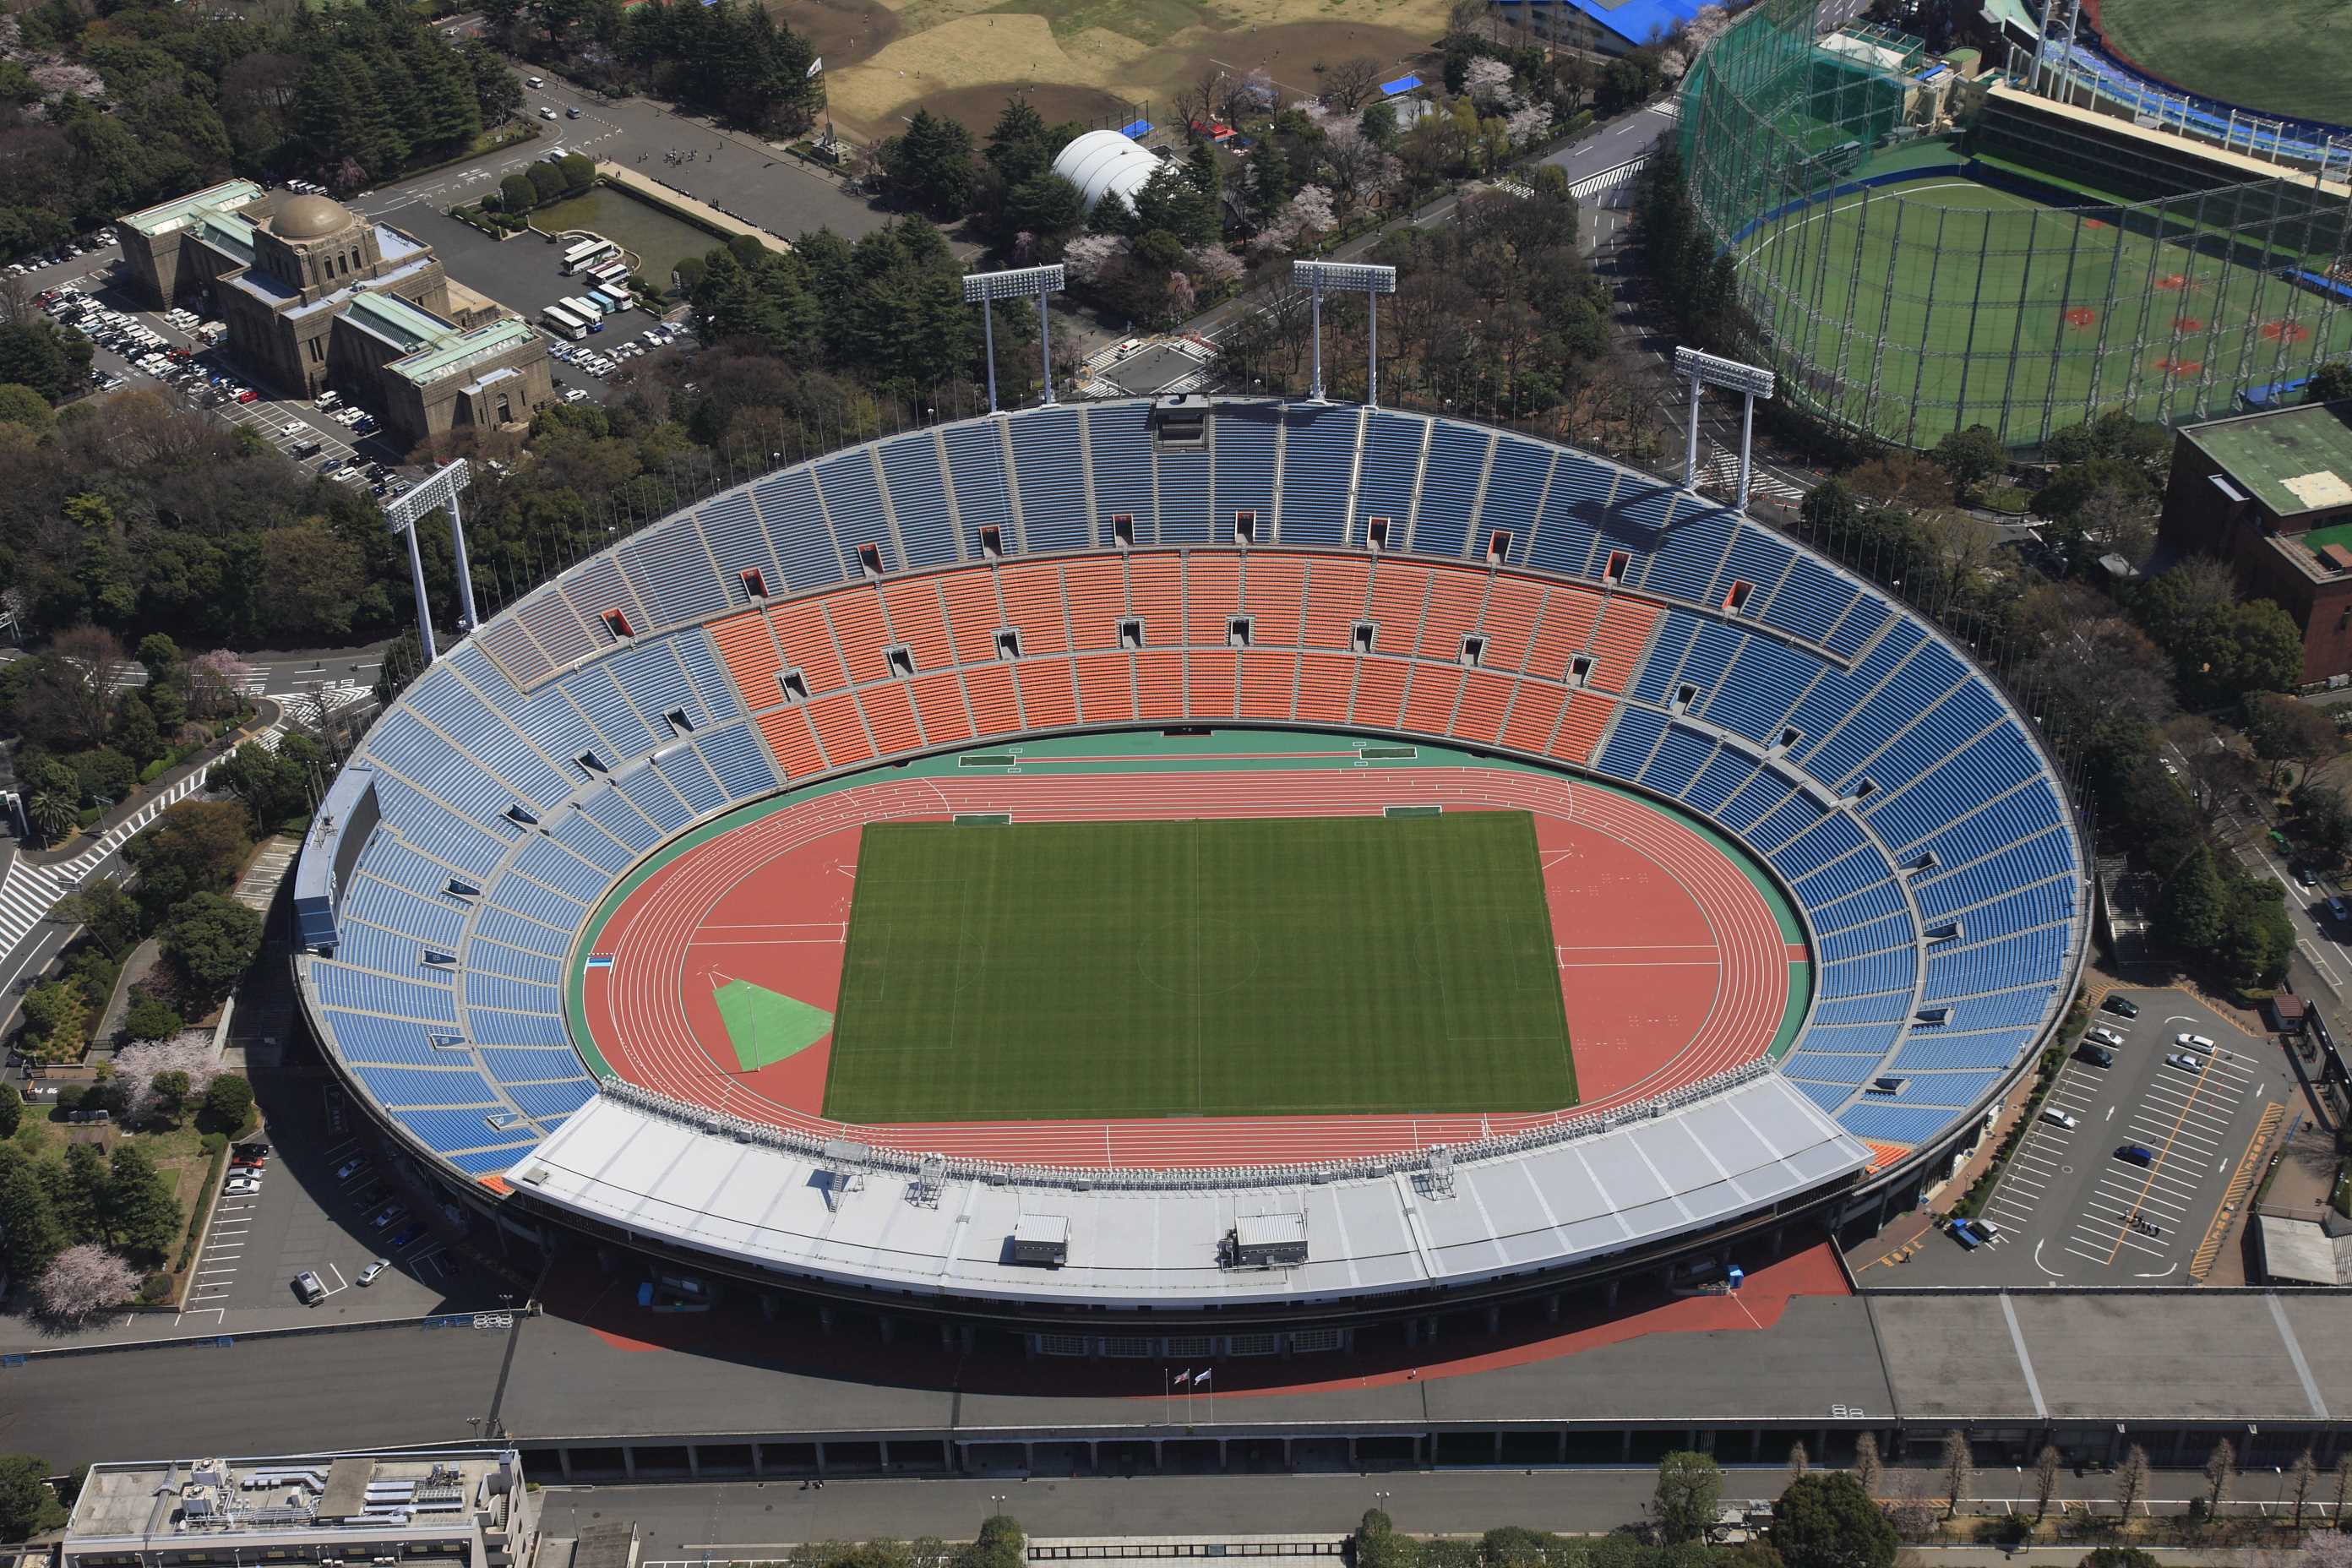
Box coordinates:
[35,1244,140,1324]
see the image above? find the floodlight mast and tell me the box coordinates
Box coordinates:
[1293,261,1396,406]
[380,459,477,665]
[961,265,1066,413]
[1672,346,1775,514]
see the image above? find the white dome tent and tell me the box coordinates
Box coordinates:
[1052,129,1166,216]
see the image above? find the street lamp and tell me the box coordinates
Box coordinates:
[987,1493,1007,1527]
[962,265,1065,413]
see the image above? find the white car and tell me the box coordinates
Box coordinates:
[224,1176,262,1196]
[278,421,305,437]
[2167,1051,2206,1074]
[2039,1107,2079,1130]
[356,1259,391,1287]
[563,388,590,403]
[2175,1032,2215,1049]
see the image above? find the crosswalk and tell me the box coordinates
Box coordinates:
[1694,442,1810,504]
[1569,156,1647,203]
[0,733,278,967]
[278,680,373,730]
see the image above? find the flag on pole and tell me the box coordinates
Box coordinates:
[1173,1369,1192,1386]
[807,57,824,77]
[1195,1368,1211,1388]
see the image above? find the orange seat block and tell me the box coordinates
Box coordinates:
[1587,596,1660,693]
[1015,657,1080,730]
[881,578,954,673]
[1121,556,1182,648]
[1238,651,1296,721]
[962,661,1021,738]
[1498,683,1566,756]
[1551,690,1616,764]
[1187,650,1237,720]
[1074,652,1135,725]
[707,609,784,712]
[858,680,922,755]
[1186,554,1240,646]
[1454,669,1513,746]
[1479,578,1546,673]
[939,571,1004,666]
[754,705,826,780]
[1295,652,1355,726]
[1353,657,1407,729]
[1135,650,1187,721]
[1402,666,1462,737]
[1366,563,1430,657]
[1528,585,1603,681]
[775,595,850,693]
[1063,558,1130,651]
[908,671,972,746]
[999,563,1071,656]
[806,691,874,767]
[826,593,891,686]
[1243,556,1305,647]
[1301,558,1371,648]
[1418,569,1484,664]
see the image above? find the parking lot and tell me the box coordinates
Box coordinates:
[177,1079,497,1332]
[1878,989,2289,1286]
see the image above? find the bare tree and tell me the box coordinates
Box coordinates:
[2334,1453,2351,1528]
[2289,1451,2319,1530]
[1855,1431,1883,1499]
[2115,1446,2152,1521]
[2206,1438,2237,1516]
[2034,1445,2062,1521]
[1788,1440,1809,1485]
[1174,68,1225,132]
[1321,57,1385,112]
[1941,1430,1974,1519]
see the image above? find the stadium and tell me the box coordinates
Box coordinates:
[290,396,2088,1346]
[1678,0,2352,450]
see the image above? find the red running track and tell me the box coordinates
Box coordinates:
[579,766,1794,1167]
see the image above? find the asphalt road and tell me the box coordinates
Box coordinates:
[1906,988,2284,1286]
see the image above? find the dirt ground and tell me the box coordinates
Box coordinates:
[803,0,1451,142]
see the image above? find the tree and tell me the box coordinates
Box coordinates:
[0,1149,67,1282]
[1652,1451,1723,1544]
[2114,1445,2151,1521]
[1355,1511,1416,1568]
[57,880,141,960]
[1772,1473,1897,1568]
[1941,1429,1973,1518]
[0,381,53,432]
[124,994,184,1044]
[2335,1452,2352,1527]
[2034,1444,2062,1521]
[2288,1450,2319,1529]
[1853,1432,1881,1500]
[1323,57,1385,112]
[20,979,90,1061]
[123,800,253,924]
[2293,782,2352,865]
[32,1242,139,1323]
[2079,1552,2159,1568]
[0,1081,19,1139]
[2312,362,2352,403]
[1932,424,2003,499]
[1788,1440,1809,1484]
[2201,1436,2237,1516]
[0,1453,64,1543]
[879,109,975,220]
[962,1516,1025,1568]
[2156,843,2227,955]
[147,1070,192,1126]
[2245,692,2338,791]
[498,172,537,213]
[102,1143,181,1259]
[203,1073,255,1135]
[162,891,264,999]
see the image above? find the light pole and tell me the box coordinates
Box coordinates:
[962,265,1066,412]
[1672,346,1775,514]
[1293,260,1396,406]
[987,1493,1007,1527]
[381,460,478,664]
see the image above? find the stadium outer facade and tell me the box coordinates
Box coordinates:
[291,395,2089,1348]
[1677,0,2352,451]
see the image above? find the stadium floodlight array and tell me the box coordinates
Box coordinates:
[1293,260,1398,406]
[379,460,476,662]
[592,1059,1773,1198]
[961,264,1066,414]
[1672,347,1776,514]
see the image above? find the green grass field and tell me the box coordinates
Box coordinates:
[1743,177,2352,447]
[819,813,1575,1124]
[2092,0,2349,131]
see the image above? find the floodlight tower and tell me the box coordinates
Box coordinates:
[381,459,477,665]
[1672,346,1776,514]
[961,264,1067,413]
[1293,260,1398,406]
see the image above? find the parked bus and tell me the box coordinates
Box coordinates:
[540,305,588,340]
[561,297,607,330]
[560,240,618,275]
[591,286,633,314]
[586,260,631,287]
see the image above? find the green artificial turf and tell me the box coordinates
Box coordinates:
[2092,0,2350,131]
[712,979,834,1071]
[819,812,1575,1123]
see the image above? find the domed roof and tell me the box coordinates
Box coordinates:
[1052,129,1166,215]
[274,193,356,241]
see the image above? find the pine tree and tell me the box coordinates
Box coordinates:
[103,1144,182,1261]
[0,1149,67,1283]
[2157,843,2227,954]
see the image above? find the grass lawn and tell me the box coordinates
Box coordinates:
[1742,177,2352,447]
[2091,0,2350,129]
[821,812,1574,1123]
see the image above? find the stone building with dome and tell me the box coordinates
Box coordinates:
[118,179,553,451]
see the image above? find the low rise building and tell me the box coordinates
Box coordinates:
[63,1449,538,1568]
[2159,400,2352,685]
[117,182,551,452]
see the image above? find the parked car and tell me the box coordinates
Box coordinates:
[2100,995,2140,1018]
[387,1222,422,1249]
[357,1259,391,1287]
[2115,1144,2155,1167]
[2088,1025,2126,1048]
[291,1270,326,1304]
[2077,1042,2115,1067]
[335,1156,368,1181]
[224,1175,262,1195]
[371,1202,408,1230]
[2175,1032,2215,1049]
[2167,1051,2206,1073]
[2040,1107,2079,1130]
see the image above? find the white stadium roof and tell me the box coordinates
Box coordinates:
[508,1069,1870,1309]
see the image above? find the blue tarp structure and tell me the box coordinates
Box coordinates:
[1380,74,1422,95]
[1117,119,1152,139]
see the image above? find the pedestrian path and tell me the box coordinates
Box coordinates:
[1695,442,1808,504]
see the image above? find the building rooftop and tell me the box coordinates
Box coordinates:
[342,284,461,347]
[68,1450,525,1553]
[2184,400,2352,524]
[394,317,538,388]
[286,253,441,324]
[122,179,264,239]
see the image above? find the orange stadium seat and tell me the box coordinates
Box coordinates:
[1478,577,1546,673]
[1063,558,1130,651]
[754,705,826,779]
[1455,670,1513,746]
[1366,563,1430,659]
[998,564,1071,656]
[908,671,972,746]
[1134,650,1187,720]
[1296,651,1354,726]
[938,571,1004,666]
[1301,558,1371,646]
[1238,651,1296,721]
[1120,557,1181,648]
[1550,690,1616,764]
[962,661,1021,738]
[707,609,785,711]
[859,680,923,754]
[1015,656,1080,729]
[1074,652,1135,724]
[806,691,874,767]
[1528,585,1603,679]
[775,596,850,693]
[1187,650,1237,719]
[1402,665,1463,737]
[1186,554,1240,645]
[1418,570,1484,665]
[1587,596,1661,693]
[1353,657,1408,729]
[881,578,954,673]
[1243,556,1305,647]
[826,592,890,683]
[1498,683,1566,755]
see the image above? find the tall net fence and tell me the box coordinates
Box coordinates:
[1679,0,2352,449]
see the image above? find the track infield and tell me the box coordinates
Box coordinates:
[822,812,1574,1124]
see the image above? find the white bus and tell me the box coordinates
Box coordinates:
[560,240,618,275]
[541,304,588,340]
[591,286,633,314]
[586,260,630,287]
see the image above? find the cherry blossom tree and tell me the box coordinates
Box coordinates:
[1188,247,1246,288]
[112,1035,222,1124]
[185,651,255,721]
[1504,103,1553,148]
[1466,57,1516,110]
[1060,234,1126,284]
[35,1244,139,1324]
[1166,271,1197,318]
[1250,185,1337,255]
